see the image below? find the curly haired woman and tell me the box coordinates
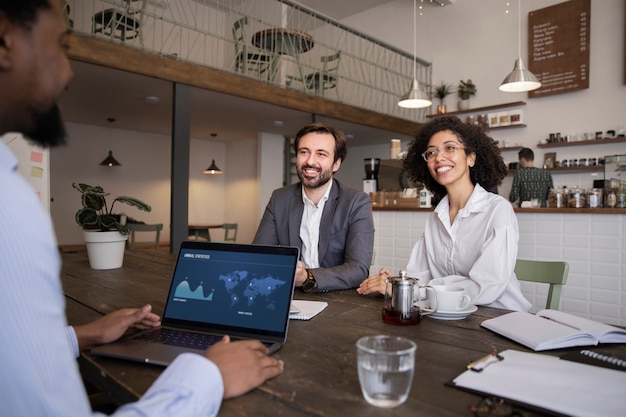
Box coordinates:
[358,116,531,311]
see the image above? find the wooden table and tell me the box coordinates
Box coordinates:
[187,224,223,241]
[62,249,626,416]
[251,28,314,86]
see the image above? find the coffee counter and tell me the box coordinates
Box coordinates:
[370,207,626,326]
[373,206,626,214]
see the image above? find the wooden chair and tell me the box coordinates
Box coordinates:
[222,223,238,242]
[514,259,569,310]
[92,0,146,46]
[232,17,275,80]
[126,223,163,250]
[303,51,341,96]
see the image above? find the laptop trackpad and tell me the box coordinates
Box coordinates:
[91,340,205,367]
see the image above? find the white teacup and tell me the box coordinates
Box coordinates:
[426,285,471,312]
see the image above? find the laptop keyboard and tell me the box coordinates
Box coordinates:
[136,328,223,350]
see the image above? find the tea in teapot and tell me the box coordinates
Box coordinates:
[382,270,432,325]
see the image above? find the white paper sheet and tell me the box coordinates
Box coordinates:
[289,300,328,320]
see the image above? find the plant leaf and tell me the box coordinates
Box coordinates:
[76,208,99,226]
[82,193,105,210]
[114,196,152,213]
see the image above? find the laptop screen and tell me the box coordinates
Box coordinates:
[163,241,298,339]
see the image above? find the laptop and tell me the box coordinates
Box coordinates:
[91,241,299,366]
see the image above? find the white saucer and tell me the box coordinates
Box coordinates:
[415,301,478,320]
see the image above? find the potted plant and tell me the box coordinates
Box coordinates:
[73,182,151,269]
[433,82,454,114]
[457,79,477,110]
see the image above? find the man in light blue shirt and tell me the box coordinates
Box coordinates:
[0,2,283,416]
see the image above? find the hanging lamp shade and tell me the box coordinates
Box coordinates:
[499,57,541,92]
[499,0,541,93]
[203,159,223,174]
[397,0,432,109]
[99,150,121,167]
[398,79,432,108]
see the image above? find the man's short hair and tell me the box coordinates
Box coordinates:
[0,0,52,29]
[293,122,348,164]
[518,148,534,161]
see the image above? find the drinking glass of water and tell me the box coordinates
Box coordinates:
[356,335,416,408]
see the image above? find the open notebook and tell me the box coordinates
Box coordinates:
[91,241,299,366]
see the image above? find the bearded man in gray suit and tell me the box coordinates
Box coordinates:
[253,123,375,293]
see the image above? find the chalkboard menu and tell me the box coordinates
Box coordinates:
[528,0,590,98]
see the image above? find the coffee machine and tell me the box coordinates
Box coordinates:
[363,158,380,193]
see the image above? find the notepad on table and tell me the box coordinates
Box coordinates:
[289,300,328,320]
[481,309,626,351]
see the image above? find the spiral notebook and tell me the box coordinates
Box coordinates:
[561,349,626,372]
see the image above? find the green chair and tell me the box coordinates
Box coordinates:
[232,17,275,80]
[222,223,238,242]
[126,223,163,250]
[514,259,569,310]
[303,51,341,96]
[61,0,73,28]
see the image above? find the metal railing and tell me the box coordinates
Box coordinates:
[64,0,432,122]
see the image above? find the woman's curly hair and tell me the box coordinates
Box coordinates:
[403,116,507,201]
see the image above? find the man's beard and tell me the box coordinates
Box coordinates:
[24,104,67,148]
[297,164,333,189]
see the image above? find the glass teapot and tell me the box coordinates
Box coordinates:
[382,270,433,326]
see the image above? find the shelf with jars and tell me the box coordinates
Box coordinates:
[507,164,603,175]
[537,136,626,148]
[426,101,527,131]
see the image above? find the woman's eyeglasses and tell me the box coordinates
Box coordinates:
[422,144,464,162]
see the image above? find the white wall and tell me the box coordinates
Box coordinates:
[257,133,285,223]
[51,122,227,246]
[224,137,261,244]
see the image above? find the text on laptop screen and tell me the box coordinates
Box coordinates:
[164,246,295,335]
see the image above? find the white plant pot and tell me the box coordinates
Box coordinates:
[83,230,128,270]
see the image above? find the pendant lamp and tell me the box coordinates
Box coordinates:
[203,159,223,175]
[99,118,122,166]
[100,150,121,166]
[398,0,432,109]
[499,0,541,92]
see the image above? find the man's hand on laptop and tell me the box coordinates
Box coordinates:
[206,335,284,398]
[74,304,161,350]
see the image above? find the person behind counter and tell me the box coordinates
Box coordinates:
[357,116,531,312]
[509,147,553,207]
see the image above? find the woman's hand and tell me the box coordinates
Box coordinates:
[356,267,392,296]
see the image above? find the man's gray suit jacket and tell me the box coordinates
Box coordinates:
[253,179,374,291]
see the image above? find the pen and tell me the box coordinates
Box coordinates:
[541,315,581,331]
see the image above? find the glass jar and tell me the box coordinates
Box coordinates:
[618,187,626,208]
[548,188,566,208]
[587,188,603,208]
[567,187,586,208]
[606,187,618,208]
